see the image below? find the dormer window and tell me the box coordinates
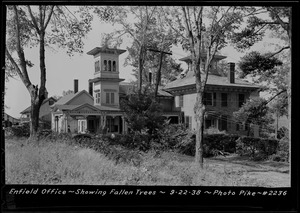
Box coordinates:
[113,61,116,72]
[104,60,107,71]
[108,60,112,71]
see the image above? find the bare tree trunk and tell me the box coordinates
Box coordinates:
[195,100,205,168]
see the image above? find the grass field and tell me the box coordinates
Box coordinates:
[5,137,290,187]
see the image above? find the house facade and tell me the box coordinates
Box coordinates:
[50,46,260,136]
[163,54,260,135]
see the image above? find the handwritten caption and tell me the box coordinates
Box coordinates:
[8,188,288,197]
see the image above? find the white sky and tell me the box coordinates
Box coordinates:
[4,7,286,118]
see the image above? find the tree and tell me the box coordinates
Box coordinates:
[120,87,165,135]
[5,5,92,140]
[62,89,74,96]
[162,6,247,168]
[94,6,182,94]
[231,6,291,163]
[233,97,274,137]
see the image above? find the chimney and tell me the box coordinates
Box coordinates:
[89,81,93,96]
[228,62,235,84]
[74,79,78,93]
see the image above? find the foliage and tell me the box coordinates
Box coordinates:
[233,97,274,136]
[94,6,183,87]
[174,133,240,157]
[236,136,279,161]
[5,5,92,139]
[5,123,30,137]
[239,51,283,78]
[120,88,165,135]
[230,7,290,51]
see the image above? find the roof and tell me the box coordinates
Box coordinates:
[179,53,227,62]
[87,47,126,56]
[157,87,173,97]
[119,82,134,95]
[53,105,79,111]
[94,105,121,111]
[164,71,260,91]
[54,90,93,105]
[20,97,56,114]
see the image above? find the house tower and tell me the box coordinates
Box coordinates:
[87,47,126,108]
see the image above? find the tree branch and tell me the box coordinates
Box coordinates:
[44,5,55,29]
[267,46,290,58]
[13,5,31,87]
[5,47,24,80]
[27,5,40,34]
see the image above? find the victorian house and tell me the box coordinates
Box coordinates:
[50,46,260,136]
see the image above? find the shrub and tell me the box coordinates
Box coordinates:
[236,136,279,160]
[174,133,239,157]
[269,136,289,162]
[5,123,30,137]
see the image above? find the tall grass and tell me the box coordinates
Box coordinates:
[5,137,264,186]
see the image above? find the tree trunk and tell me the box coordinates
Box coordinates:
[138,45,144,94]
[194,53,205,169]
[154,51,164,99]
[195,102,205,168]
[30,99,41,140]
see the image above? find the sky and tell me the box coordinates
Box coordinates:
[4,6,286,119]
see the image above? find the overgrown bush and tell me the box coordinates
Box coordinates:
[5,123,30,137]
[236,136,279,160]
[269,136,289,162]
[174,133,240,157]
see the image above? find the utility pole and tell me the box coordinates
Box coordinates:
[147,48,172,99]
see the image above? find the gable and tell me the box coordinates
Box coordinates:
[67,91,93,105]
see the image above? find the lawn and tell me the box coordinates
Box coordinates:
[5,137,290,187]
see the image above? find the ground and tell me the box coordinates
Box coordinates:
[5,137,290,187]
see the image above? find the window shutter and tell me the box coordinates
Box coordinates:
[189,116,192,129]
[179,95,184,107]
[111,93,115,104]
[106,93,110,104]
[175,96,179,107]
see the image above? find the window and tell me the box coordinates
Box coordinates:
[95,92,101,104]
[108,60,112,71]
[220,115,227,131]
[179,95,184,107]
[238,94,245,108]
[213,93,217,106]
[204,93,212,105]
[205,119,216,129]
[185,116,192,129]
[104,60,107,71]
[221,93,228,107]
[95,60,100,72]
[236,123,240,131]
[113,61,116,72]
[106,92,115,104]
